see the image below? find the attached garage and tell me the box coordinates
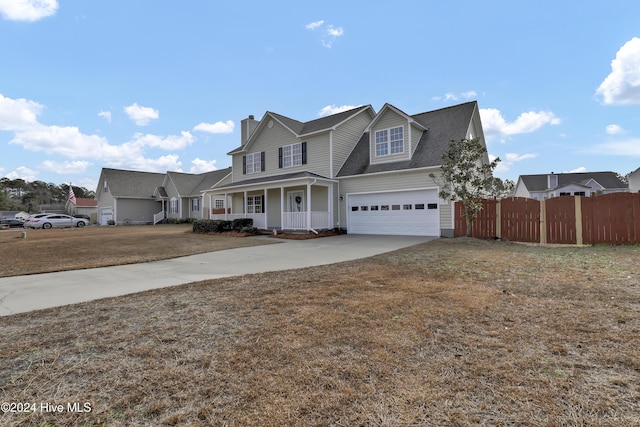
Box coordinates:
[347,189,440,236]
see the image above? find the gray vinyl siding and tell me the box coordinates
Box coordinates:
[116,198,160,225]
[370,110,411,164]
[338,169,452,233]
[410,123,423,155]
[332,110,374,178]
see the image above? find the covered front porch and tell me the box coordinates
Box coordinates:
[204,174,336,232]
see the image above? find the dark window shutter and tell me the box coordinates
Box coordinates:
[242,155,246,174]
[261,151,266,171]
[261,195,265,213]
[278,147,283,168]
[302,142,307,165]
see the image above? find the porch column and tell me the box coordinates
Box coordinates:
[264,188,268,229]
[328,184,333,229]
[243,191,247,218]
[208,194,212,219]
[307,182,312,231]
[224,193,228,220]
[281,186,285,229]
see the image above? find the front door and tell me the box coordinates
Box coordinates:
[288,191,305,212]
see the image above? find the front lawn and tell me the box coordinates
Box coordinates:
[1,238,639,426]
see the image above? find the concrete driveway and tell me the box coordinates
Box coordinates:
[0,234,435,316]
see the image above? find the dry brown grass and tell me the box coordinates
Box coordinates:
[1,238,639,426]
[0,225,273,277]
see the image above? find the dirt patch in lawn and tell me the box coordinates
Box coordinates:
[0,225,275,277]
[1,238,639,426]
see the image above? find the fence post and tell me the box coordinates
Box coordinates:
[540,200,547,245]
[496,199,501,239]
[575,196,583,245]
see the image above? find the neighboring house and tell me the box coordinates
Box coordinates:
[66,197,98,222]
[95,167,231,225]
[628,167,640,193]
[0,210,29,221]
[203,101,486,237]
[514,172,628,200]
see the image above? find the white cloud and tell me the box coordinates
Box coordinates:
[480,108,561,138]
[41,160,92,174]
[326,25,343,37]
[305,20,324,30]
[6,166,38,181]
[317,104,361,117]
[189,158,218,173]
[433,91,478,102]
[596,37,640,105]
[1,93,199,175]
[127,131,194,150]
[565,166,587,173]
[0,0,58,22]
[124,103,159,126]
[0,93,44,131]
[306,19,344,48]
[193,120,235,134]
[98,110,112,123]
[606,124,624,135]
[493,152,537,173]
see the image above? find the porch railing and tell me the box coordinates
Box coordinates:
[153,210,165,225]
[209,211,330,231]
[282,211,330,230]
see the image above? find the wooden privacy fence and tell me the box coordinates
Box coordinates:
[454,193,640,245]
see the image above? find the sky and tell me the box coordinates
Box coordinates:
[1,1,640,192]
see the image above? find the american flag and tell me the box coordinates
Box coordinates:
[68,184,77,205]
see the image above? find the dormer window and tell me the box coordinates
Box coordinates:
[375,126,404,156]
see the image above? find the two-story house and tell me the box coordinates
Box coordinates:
[204,101,485,237]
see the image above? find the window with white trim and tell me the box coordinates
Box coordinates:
[169,198,178,214]
[247,195,263,214]
[191,198,200,212]
[375,126,404,156]
[245,152,262,174]
[279,142,306,168]
[214,199,225,209]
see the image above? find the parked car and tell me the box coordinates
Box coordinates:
[73,214,91,223]
[23,213,50,228]
[29,214,88,229]
[0,219,25,228]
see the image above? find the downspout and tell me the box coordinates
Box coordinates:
[308,179,318,234]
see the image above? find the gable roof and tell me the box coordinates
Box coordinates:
[519,172,627,192]
[98,168,165,198]
[164,167,233,197]
[229,105,374,154]
[337,101,478,177]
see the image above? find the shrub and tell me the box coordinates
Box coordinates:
[232,218,253,230]
[240,226,258,234]
[192,220,232,233]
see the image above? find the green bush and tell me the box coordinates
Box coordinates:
[232,218,253,230]
[192,220,233,233]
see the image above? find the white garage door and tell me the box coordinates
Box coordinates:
[347,190,440,236]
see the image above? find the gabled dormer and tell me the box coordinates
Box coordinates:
[367,104,428,165]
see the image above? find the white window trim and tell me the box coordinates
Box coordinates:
[282,142,303,168]
[169,198,179,214]
[214,199,225,209]
[374,126,404,157]
[246,152,261,174]
[191,198,200,212]
[247,195,262,214]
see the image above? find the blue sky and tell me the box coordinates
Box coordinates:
[1,1,640,191]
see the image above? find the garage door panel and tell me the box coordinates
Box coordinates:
[347,190,439,236]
